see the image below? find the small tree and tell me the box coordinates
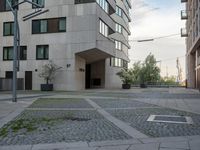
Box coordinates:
[39,60,62,85]
[116,68,134,84]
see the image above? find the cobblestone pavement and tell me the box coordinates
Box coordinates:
[0,88,200,150]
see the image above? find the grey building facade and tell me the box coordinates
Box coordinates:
[0,0,131,91]
[181,0,200,89]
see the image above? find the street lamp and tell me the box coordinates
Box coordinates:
[6,0,49,102]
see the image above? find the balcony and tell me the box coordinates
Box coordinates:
[181,0,188,3]
[181,10,188,20]
[181,28,188,37]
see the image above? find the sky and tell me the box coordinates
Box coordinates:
[129,0,186,79]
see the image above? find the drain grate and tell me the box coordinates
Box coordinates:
[147,115,193,124]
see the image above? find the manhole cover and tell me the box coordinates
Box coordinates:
[147,115,193,124]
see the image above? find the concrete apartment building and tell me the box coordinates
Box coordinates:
[181,0,200,89]
[0,0,131,91]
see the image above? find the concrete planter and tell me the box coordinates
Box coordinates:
[41,84,53,91]
[122,84,131,89]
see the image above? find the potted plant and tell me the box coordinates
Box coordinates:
[39,60,62,91]
[116,69,134,89]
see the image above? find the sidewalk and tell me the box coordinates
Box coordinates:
[0,88,200,150]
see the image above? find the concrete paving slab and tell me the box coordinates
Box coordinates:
[97,145,130,150]
[189,139,200,150]
[128,143,159,150]
[0,145,32,150]
[89,139,140,147]
[140,136,188,144]
[31,142,88,150]
[160,141,189,149]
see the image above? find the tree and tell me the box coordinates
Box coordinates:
[140,53,161,84]
[39,60,62,84]
[132,61,142,84]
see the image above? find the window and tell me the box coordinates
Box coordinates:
[32,0,45,8]
[110,57,128,68]
[75,0,96,4]
[96,0,109,13]
[36,45,49,60]
[99,19,108,37]
[3,47,13,60]
[59,18,66,32]
[3,46,27,61]
[3,22,14,36]
[0,0,18,12]
[32,18,66,34]
[115,40,122,50]
[116,6,122,17]
[116,23,122,33]
[20,46,27,60]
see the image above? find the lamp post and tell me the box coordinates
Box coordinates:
[6,0,49,102]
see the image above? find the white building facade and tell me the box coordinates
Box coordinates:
[0,0,131,91]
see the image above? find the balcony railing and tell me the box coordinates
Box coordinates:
[181,10,188,20]
[181,28,188,37]
[181,0,188,3]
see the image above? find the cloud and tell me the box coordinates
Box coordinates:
[129,0,186,78]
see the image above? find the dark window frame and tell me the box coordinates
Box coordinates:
[32,0,45,8]
[3,22,14,36]
[32,18,66,34]
[36,45,49,60]
[3,46,27,61]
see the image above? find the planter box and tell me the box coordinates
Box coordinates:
[41,84,53,91]
[122,84,131,89]
[140,83,147,88]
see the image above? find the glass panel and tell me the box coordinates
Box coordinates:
[44,46,49,59]
[32,20,40,33]
[8,47,13,60]
[3,48,8,60]
[37,46,44,59]
[40,20,47,33]
[59,18,66,31]
[4,23,10,35]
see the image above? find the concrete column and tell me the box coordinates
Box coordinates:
[187,53,196,88]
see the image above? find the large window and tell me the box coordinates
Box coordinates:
[115,23,122,33]
[32,18,66,34]
[110,57,128,68]
[99,19,108,37]
[36,45,49,60]
[96,0,109,13]
[0,0,18,12]
[3,22,14,36]
[116,6,122,17]
[3,46,27,61]
[115,40,122,50]
[32,0,45,8]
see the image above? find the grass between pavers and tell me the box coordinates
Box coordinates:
[0,111,91,138]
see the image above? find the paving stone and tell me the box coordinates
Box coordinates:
[128,143,159,150]
[160,141,189,149]
[108,108,200,137]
